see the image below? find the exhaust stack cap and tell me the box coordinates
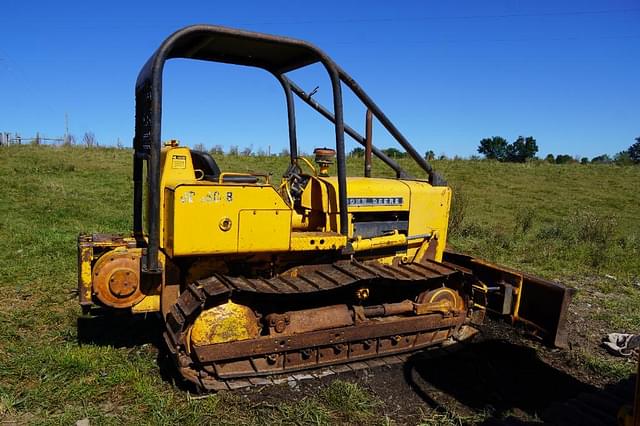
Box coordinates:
[313,147,335,177]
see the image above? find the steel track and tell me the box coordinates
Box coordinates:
[163,257,476,391]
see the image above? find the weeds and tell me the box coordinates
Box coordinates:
[567,211,617,246]
[514,207,535,235]
[572,211,618,246]
[535,211,622,269]
[448,184,468,236]
[265,397,332,425]
[0,390,23,416]
[580,351,633,381]
[452,207,635,276]
[320,380,381,423]
[418,408,488,426]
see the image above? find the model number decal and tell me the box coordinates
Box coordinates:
[201,191,221,203]
[180,190,195,204]
[347,197,403,207]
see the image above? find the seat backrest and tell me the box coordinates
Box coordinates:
[190,150,221,181]
[190,150,259,184]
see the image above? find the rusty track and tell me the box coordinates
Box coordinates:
[179,332,477,391]
[164,258,473,391]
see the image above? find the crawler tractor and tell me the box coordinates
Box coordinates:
[78,25,574,391]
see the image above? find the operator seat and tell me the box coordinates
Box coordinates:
[190,150,258,184]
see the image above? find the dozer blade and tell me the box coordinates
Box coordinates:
[443,250,575,348]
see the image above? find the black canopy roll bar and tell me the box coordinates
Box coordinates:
[133,24,439,278]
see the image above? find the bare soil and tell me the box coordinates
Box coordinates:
[236,316,635,425]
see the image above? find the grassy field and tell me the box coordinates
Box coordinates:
[1,145,639,425]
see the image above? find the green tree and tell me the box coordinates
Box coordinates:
[614,150,633,165]
[349,147,364,157]
[555,154,575,164]
[628,137,640,163]
[477,136,508,161]
[591,154,612,164]
[580,157,589,165]
[425,150,435,161]
[506,136,538,162]
[382,147,405,158]
[544,153,555,163]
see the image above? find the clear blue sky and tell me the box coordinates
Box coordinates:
[1,0,638,158]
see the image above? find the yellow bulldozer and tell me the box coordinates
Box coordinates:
[77,25,574,391]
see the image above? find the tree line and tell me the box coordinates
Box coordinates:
[477,135,639,164]
[477,136,538,162]
[348,136,640,165]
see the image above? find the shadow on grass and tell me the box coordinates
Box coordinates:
[403,340,606,423]
[155,341,201,393]
[76,312,199,392]
[77,312,162,347]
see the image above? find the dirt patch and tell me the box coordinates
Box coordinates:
[237,318,635,424]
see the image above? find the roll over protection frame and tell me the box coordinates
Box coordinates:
[133,24,439,278]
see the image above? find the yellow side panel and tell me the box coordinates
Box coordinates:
[406,182,451,262]
[160,147,199,250]
[171,186,239,255]
[163,188,176,252]
[299,177,331,211]
[160,146,197,186]
[167,184,292,256]
[238,209,291,252]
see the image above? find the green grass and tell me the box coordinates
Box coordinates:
[417,410,489,426]
[1,145,639,424]
[580,350,635,382]
[320,380,381,423]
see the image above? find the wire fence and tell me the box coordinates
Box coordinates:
[0,132,66,146]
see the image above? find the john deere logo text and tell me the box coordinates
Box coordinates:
[347,197,403,207]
